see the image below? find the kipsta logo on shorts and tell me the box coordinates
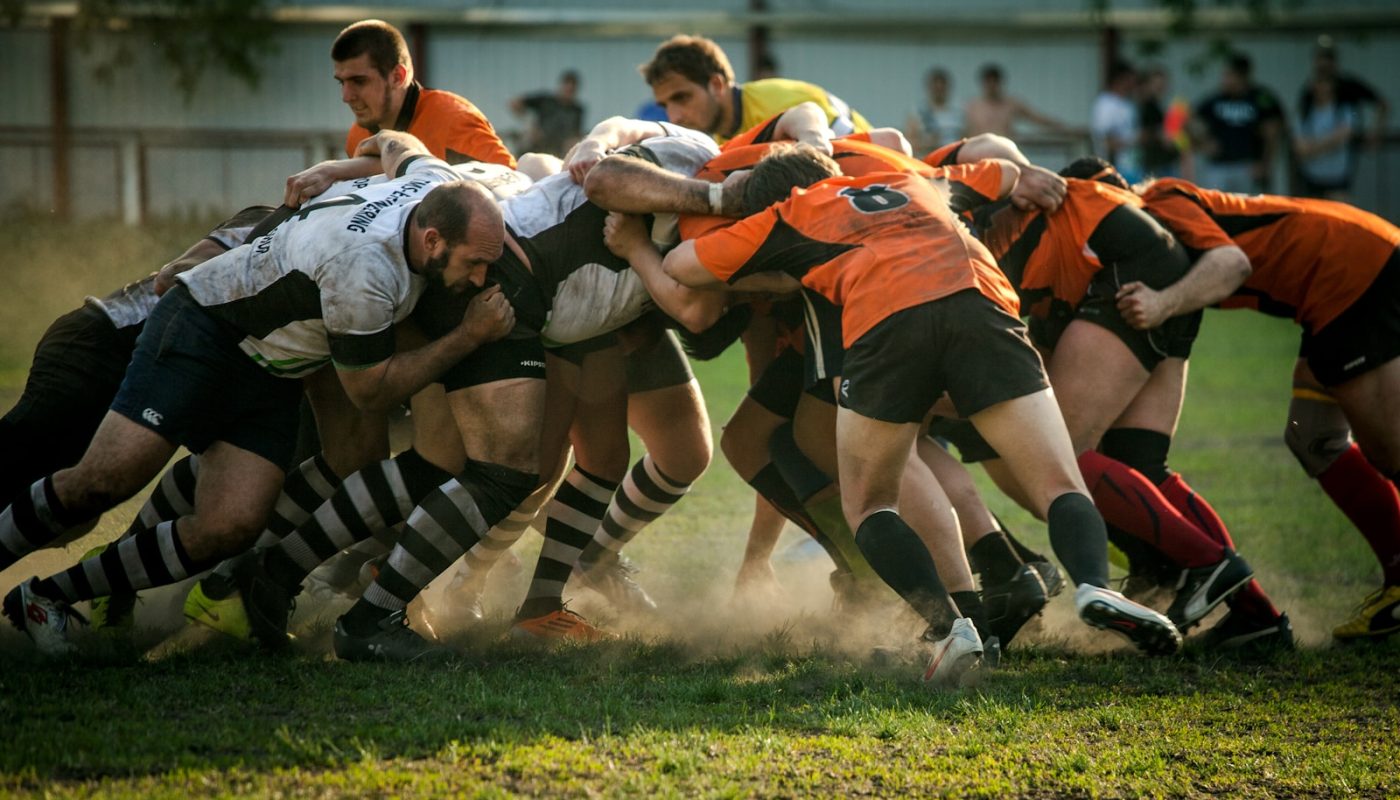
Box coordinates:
[142,408,164,426]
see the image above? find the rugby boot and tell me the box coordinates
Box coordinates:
[81,545,138,630]
[4,578,85,656]
[921,617,984,689]
[183,578,252,641]
[333,609,452,663]
[510,606,617,642]
[235,553,297,649]
[576,552,657,615]
[1166,549,1254,631]
[981,563,1048,647]
[1333,585,1400,642]
[1076,583,1182,656]
[1200,611,1294,653]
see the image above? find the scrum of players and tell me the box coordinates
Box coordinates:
[2,21,1398,688]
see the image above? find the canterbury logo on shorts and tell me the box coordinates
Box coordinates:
[142,408,164,427]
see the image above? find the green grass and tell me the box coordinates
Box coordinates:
[1,219,1397,798]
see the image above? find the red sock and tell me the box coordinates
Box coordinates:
[1317,444,1400,586]
[1157,473,1281,619]
[1078,451,1226,569]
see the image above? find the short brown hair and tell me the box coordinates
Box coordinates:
[640,34,735,88]
[332,20,411,77]
[743,143,841,214]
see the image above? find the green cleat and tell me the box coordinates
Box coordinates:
[183,579,251,640]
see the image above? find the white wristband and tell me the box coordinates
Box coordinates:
[708,182,724,215]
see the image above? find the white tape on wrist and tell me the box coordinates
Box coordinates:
[709,182,724,215]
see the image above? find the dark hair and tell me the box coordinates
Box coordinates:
[979,63,1004,82]
[416,181,489,248]
[332,20,411,77]
[1059,156,1129,190]
[755,54,779,74]
[926,67,949,84]
[560,69,580,86]
[742,143,841,214]
[1226,53,1252,78]
[640,34,735,87]
[1107,59,1136,85]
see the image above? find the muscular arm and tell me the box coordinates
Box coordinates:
[352,130,435,179]
[659,239,800,294]
[770,102,835,154]
[603,213,727,333]
[563,117,669,182]
[1115,245,1252,330]
[283,156,382,208]
[584,154,748,217]
[956,133,1030,166]
[335,286,515,412]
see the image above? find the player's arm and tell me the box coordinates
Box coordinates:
[584,153,749,217]
[352,130,436,180]
[768,101,835,154]
[1115,194,1251,329]
[563,117,668,182]
[661,240,799,293]
[334,286,515,413]
[867,127,914,156]
[152,237,230,295]
[603,212,727,333]
[283,156,382,208]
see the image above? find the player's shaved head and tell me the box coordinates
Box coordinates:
[641,34,735,88]
[742,143,841,214]
[333,20,411,77]
[418,181,498,249]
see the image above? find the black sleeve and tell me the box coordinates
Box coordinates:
[1086,204,1191,291]
[675,304,753,360]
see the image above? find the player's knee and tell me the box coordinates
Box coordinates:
[63,467,144,513]
[1283,398,1352,477]
[458,458,540,526]
[657,428,712,484]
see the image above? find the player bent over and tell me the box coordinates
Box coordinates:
[657,145,1181,685]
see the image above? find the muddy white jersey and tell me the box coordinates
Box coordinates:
[178,156,460,377]
[499,124,719,345]
[318,160,533,205]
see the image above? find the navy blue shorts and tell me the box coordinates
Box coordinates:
[110,285,303,470]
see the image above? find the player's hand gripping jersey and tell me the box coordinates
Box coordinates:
[177,156,465,378]
[498,123,719,346]
[691,171,1019,349]
[1140,178,1400,333]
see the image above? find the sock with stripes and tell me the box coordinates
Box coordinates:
[577,454,691,568]
[854,509,961,636]
[263,449,453,593]
[122,454,200,540]
[1077,450,1226,569]
[34,520,210,603]
[0,476,90,570]
[516,466,619,620]
[198,454,343,599]
[341,460,537,634]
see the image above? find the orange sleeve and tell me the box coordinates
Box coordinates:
[444,107,516,168]
[1143,192,1234,252]
[693,209,781,284]
[723,115,785,150]
[345,126,370,158]
[933,161,1004,208]
[678,213,735,242]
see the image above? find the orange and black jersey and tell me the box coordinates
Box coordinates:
[974,178,1182,322]
[681,118,1003,240]
[693,172,1019,348]
[1140,178,1400,332]
[346,82,516,168]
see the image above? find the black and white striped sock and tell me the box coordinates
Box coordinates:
[37,520,209,603]
[122,454,200,539]
[0,476,86,570]
[580,455,690,565]
[518,466,618,619]
[263,449,452,591]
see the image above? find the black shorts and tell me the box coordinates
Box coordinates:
[412,279,547,391]
[1302,249,1400,387]
[0,306,142,502]
[840,291,1050,424]
[625,329,694,394]
[110,285,302,469]
[748,346,804,418]
[548,333,617,367]
[926,417,1000,463]
[1072,204,1201,370]
[800,289,844,390]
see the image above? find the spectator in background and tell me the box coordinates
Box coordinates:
[1295,38,1389,200]
[511,70,586,157]
[964,63,1078,138]
[1295,76,1359,200]
[1190,53,1284,193]
[1138,65,1190,180]
[1090,59,1142,182]
[753,54,780,80]
[906,67,964,153]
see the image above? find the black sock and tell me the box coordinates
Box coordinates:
[1100,428,1173,485]
[853,509,959,632]
[951,590,989,641]
[768,422,832,503]
[1046,493,1110,589]
[748,463,852,573]
[968,531,1023,586]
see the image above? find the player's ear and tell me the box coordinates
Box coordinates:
[708,73,727,96]
[391,63,409,89]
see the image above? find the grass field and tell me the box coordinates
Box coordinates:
[0,217,1397,798]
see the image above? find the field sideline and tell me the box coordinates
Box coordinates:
[0,218,1396,798]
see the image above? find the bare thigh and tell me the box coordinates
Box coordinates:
[628,380,712,483]
[1047,320,1151,454]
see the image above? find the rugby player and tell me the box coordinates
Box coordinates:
[655,145,1182,684]
[3,134,513,655]
[1104,170,1400,641]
